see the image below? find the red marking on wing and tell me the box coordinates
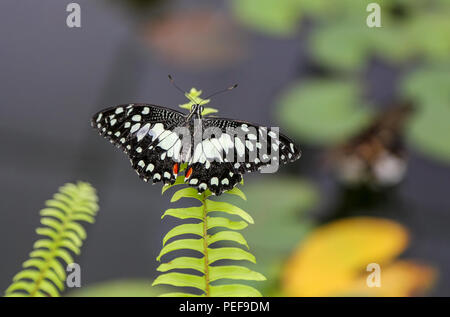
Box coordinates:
[185,167,193,179]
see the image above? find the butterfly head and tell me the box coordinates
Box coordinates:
[189,104,204,120]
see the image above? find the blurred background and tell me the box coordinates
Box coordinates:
[1,0,449,296]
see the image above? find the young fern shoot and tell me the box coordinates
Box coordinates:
[5,182,99,297]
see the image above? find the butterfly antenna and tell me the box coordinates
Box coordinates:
[200,84,238,106]
[168,74,199,105]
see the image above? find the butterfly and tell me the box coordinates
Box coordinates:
[91,100,301,195]
[328,101,413,186]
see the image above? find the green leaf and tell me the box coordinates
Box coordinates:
[157,239,204,261]
[231,0,302,36]
[205,200,253,223]
[163,223,204,246]
[22,259,46,270]
[277,79,372,145]
[45,199,70,214]
[49,259,66,281]
[171,187,203,202]
[12,270,40,282]
[209,284,262,297]
[402,65,450,163]
[224,187,247,201]
[29,249,50,260]
[5,281,34,295]
[208,247,256,264]
[406,12,450,63]
[39,208,66,222]
[71,213,95,223]
[36,227,58,240]
[40,217,62,232]
[161,206,203,220]
[44,269,65,291]
[162,176,186,194]
[55,248,75,264]
[311,21,373,71]
[33,239,53,250]
[159,292,202,297]
[59,239,80,255]
[39,279,60,297]
[66,222,87,240]
[206,217,248,231]
[62,231,83,247]
[202,108,218,116]
[208,231,249,249]
[152,272,206,291]
[157,256,205,274]
[209,266,266,282]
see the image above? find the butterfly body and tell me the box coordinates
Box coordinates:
[92,103,301,195]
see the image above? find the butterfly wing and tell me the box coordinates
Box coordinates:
[184,118,301,195]
[91,103,186,185]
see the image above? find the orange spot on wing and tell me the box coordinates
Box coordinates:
[173,163,179,175]
[185,167,193,179]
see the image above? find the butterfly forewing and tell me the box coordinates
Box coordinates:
[92,103,186,184]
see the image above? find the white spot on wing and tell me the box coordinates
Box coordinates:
[130,123,141,134]
[211,177,219,186]
[235,137,245,157]
[246,140,254,151]
[137,123,151,142]
[149,123,165,141]
[158,132,179,150]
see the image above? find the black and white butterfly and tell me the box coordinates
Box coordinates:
[91,102,301,195]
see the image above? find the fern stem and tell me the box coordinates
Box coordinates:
[201,192,210,297]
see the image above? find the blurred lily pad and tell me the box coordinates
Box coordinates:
[311,21,373,71]
[231,0,303,36]
[67,279,165,297]
[402,66,450,163]
[407,12,450,63]
[277,79,373,145]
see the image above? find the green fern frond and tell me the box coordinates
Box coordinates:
[154,185,265,297]
[154,88,265,296]
[5,182,99,297]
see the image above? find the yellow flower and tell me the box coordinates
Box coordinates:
[282,217,435,296]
